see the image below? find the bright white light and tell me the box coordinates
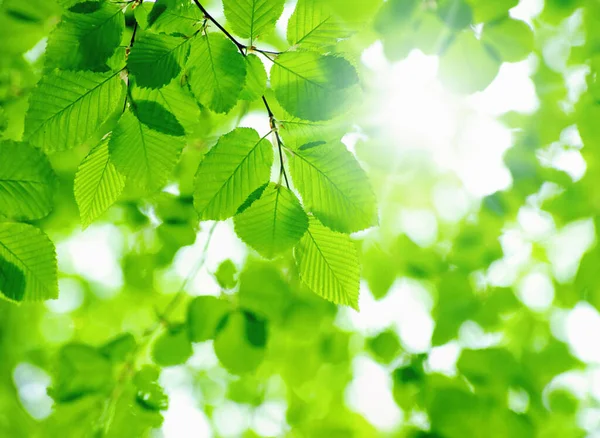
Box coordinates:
[13,363,53,420]
[57,224,124,293]
[212,401,251,437]
[252,401,287,437]
[173,222,247,296]
[346,355,402,431]
[565,303,600,364]
[362,44,523,197]
[516,269,555,312]
[545,218,595,283]
[160,368,213,438]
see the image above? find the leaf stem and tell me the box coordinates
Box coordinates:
[192,1,291,189]
[122,20,139,113]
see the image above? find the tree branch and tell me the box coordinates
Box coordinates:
[192,1,291,188]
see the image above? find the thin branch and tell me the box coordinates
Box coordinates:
[192,2,291,188]
[192,0,246,54]
[97,222,219,436]
[122,20,139,113]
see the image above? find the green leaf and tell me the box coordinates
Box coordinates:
[436,0,473,29]
[481,18,534,63]
[238,262,290,321]
[186,32,247,113]
[74,138,126,228]
[100,333,137,362]
[288,141,377,233]
[133,366,168,411]
[193,128,273,220]
[234,183,308,259]
[132,100,185,136]
[109,110,185,191]
[0,257,26,302]
[25,70,125,152]
[131,81,201,134]
[49,344,113,402]
[0,140,56,221]
[127,32,189,89]
[239,54,267,101]
[187,295,233,342]
[45,2,125,71]
[213,311,267,375]
[287,0,352,48]
[215,259,237,289]
[0,222,58,302]
[151,323,193,366]
[438,30,501,94]
[466,0,518,23]
[223,0,284,43]
[294,216,360,310]
[270,52,359,121]
[147,0,203,37]
[278,117,349,150]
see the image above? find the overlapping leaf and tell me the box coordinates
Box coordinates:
[186,32,247,113]
[131,82,200,134]
[0,222,57,302]
[25,70,125,152]
[45,2,125,71]
[147,0,203,36]
[294,216,360,309]
[234,183,308,258]
[223,0,285,43]
[289,141,377,233]
[438,30,501,94]
[194,128,273,220]
[239,54,267,101]
[481,18,533,63]
[0,140,56,220]
[74,138,126,228]
[287,0,352,48]
[270,52,359,121]
[109,111,185,191]
[127,32,190,89]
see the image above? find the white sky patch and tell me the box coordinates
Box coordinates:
[346,355,402,431]
[545,218,595,283]
[251,401,288,437]
[160,367,213,438]
[57,224,124,292]
[565,303,600,364]
[212,401,252,437]
[173,222,247,296]
[346,279,434,352]
[362,44,517,197]
[46,278,84,313]
[13,363,53,420]
[516,268,555,312]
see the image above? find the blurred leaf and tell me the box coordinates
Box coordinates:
[152,323,193,366]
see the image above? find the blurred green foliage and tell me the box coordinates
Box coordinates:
[1,0,600,437]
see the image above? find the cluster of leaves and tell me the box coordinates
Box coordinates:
[2,0,600,437]
[1,0,377,310]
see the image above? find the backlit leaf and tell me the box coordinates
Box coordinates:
[186,32,247,113]
[0,140,56,221]
[270,52,359,121]
[24,69,125,152]
[74,138,126,228]
[294,216,360,310]
[0,222,57,302]
[223,0,285,44]
[193,128,273,220]
[288,141,377,233]
[234,183,308,259]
